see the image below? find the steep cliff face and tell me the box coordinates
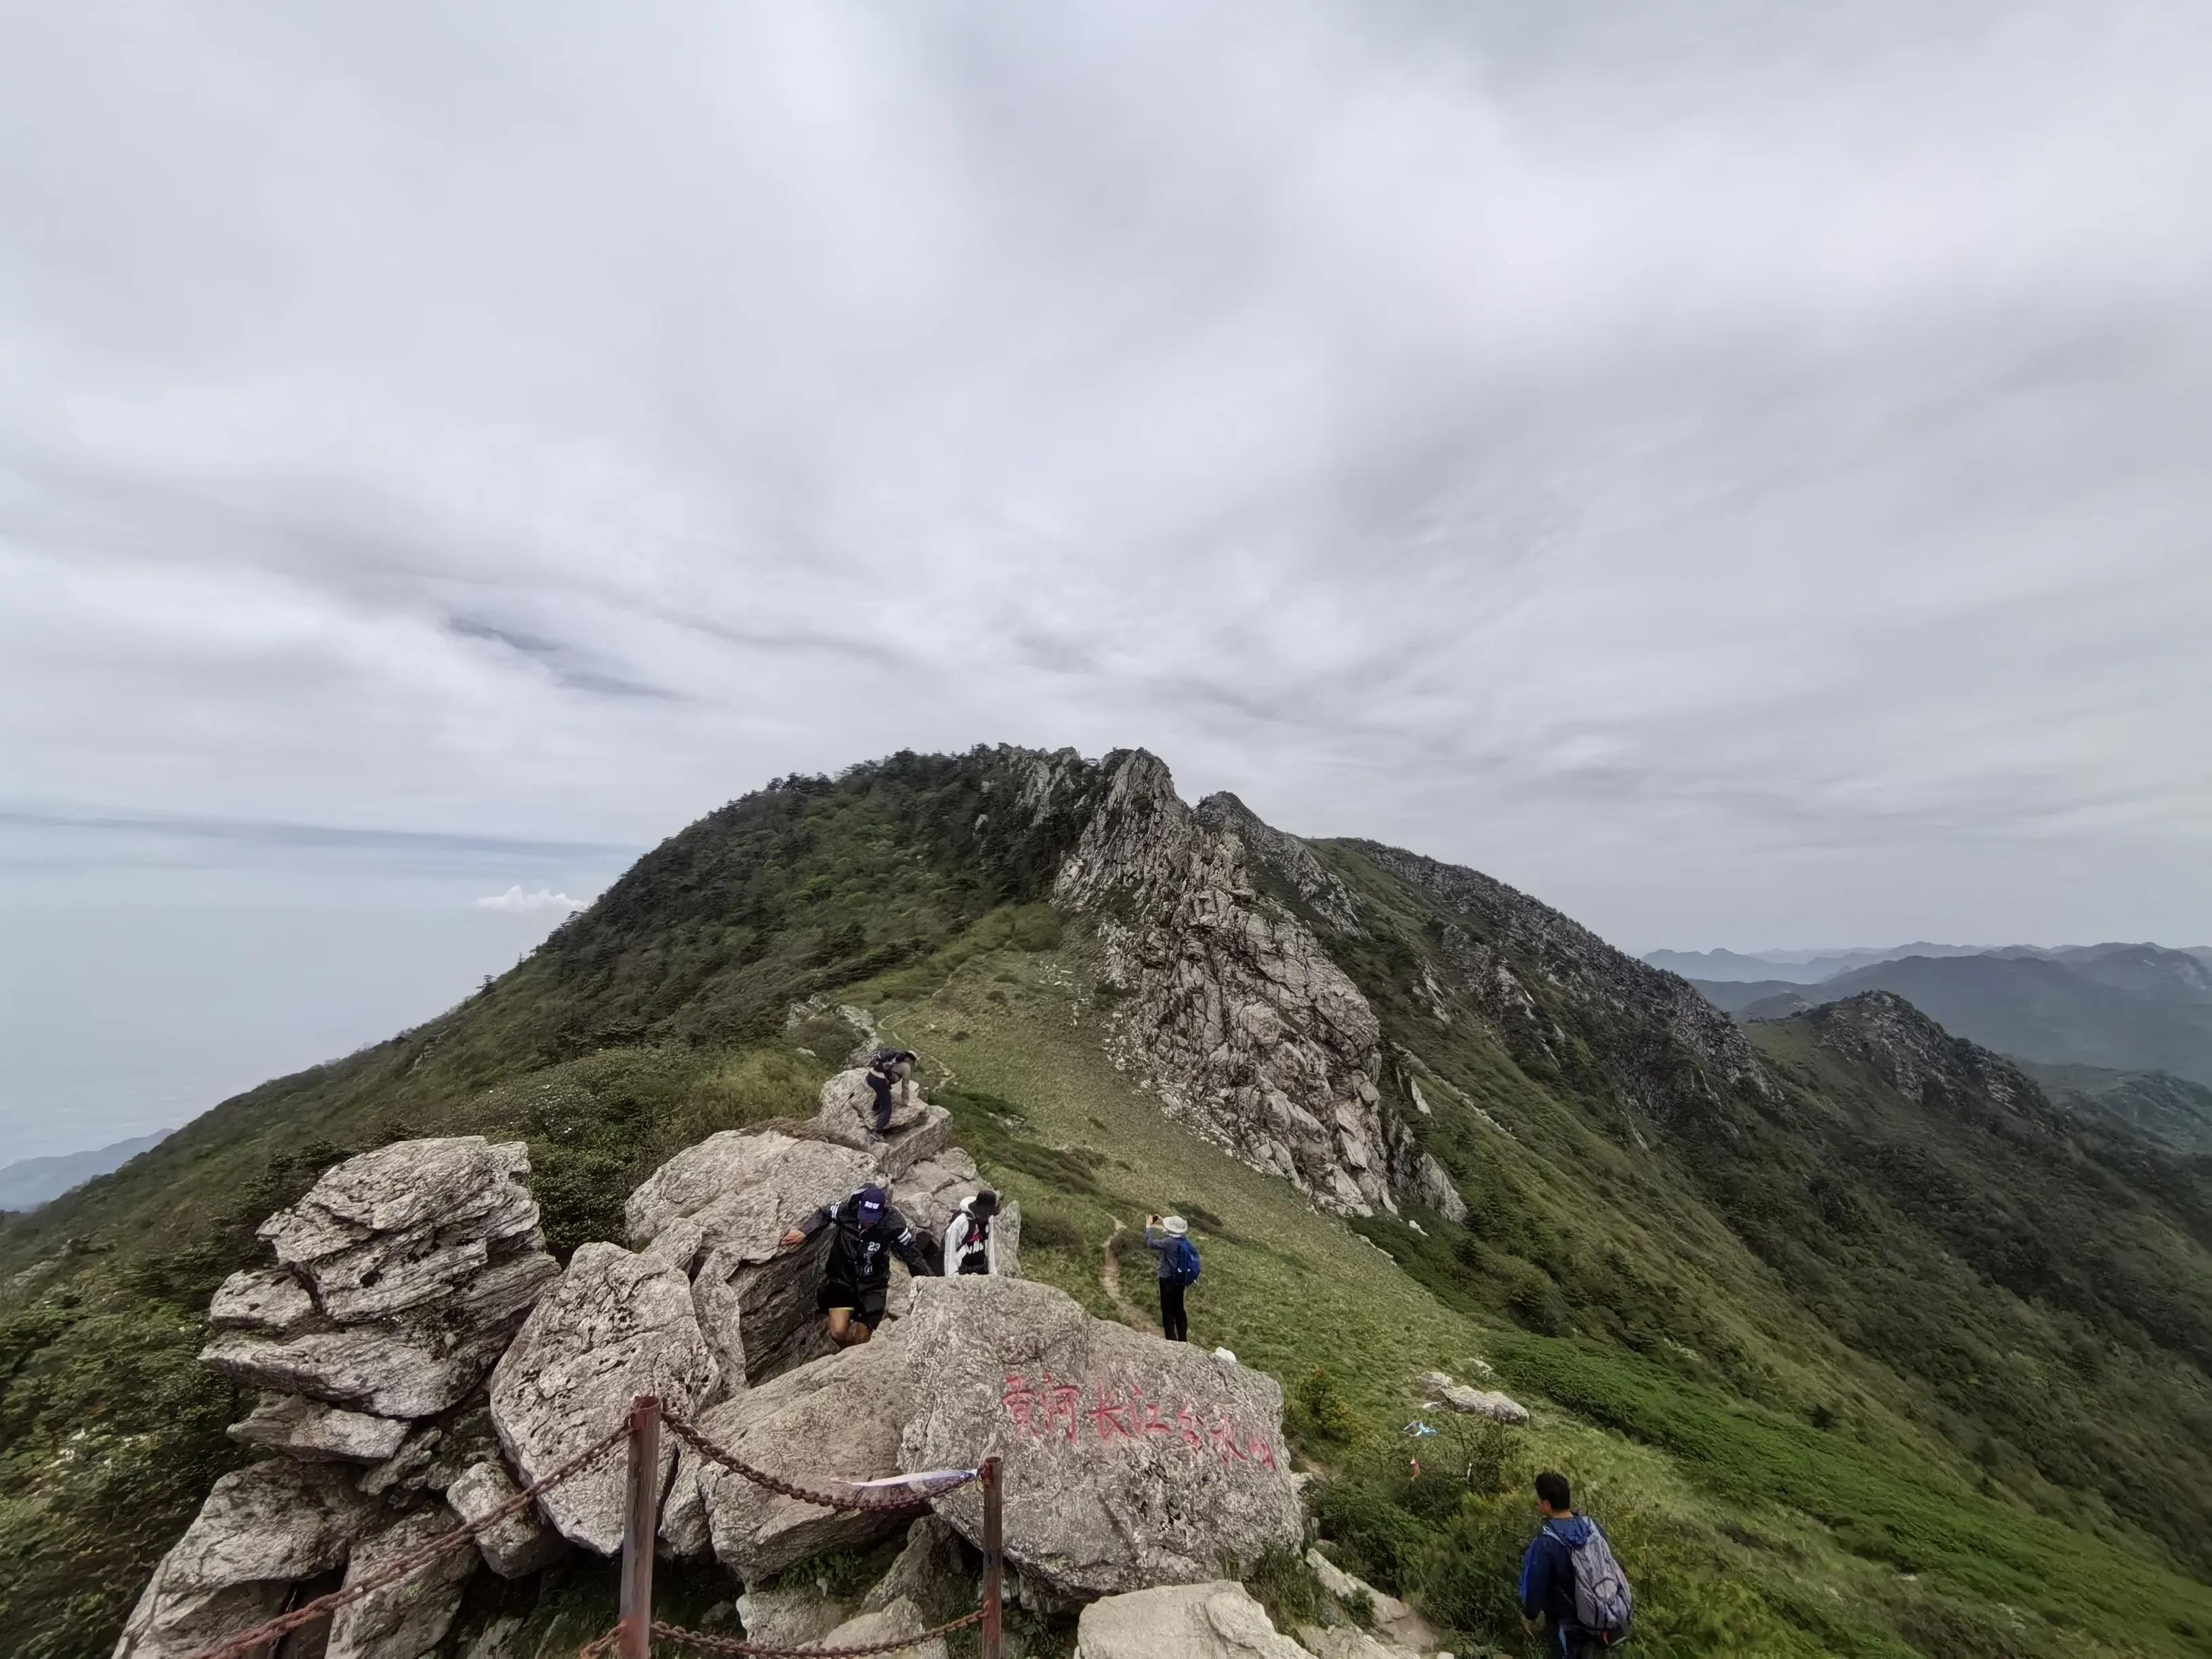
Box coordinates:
[1019,751,1401,1216]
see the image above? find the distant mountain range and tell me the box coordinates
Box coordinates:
[1666,940,2212,1097]
[0,1132,167,1212]
[1643,942,1987,984]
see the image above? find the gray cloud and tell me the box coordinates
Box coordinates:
[1,0,2208,958]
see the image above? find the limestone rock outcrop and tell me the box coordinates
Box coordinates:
[695,1329,917,1578]
[1071,1580,1311,1659]
[446,1460,568,1578]
[489,1242,717,1555]
[811,1067,955,1178]
[325,1508,476,1659]
[227,1393,411,1463]
[1033,750,1399,1216]
[1305,1549,1446,1654]
[111,1460,381,1658]
[821,1597,950,1659]
[900,1276,1300,1596]
[201,1139,557,1420]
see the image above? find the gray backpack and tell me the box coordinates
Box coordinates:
[1550,1519,1634,1643]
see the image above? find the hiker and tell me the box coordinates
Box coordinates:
[942,1188,1005,1275]
[1143,1213,1200,1342]
[864,1047,919,1136]
[1519,1471,1635,1655]
[779,1183,933,1347]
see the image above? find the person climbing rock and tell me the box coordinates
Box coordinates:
[865,1047,919,1136]
[942,1188,1005,1275]
[1143,1213,1200,1342]
[1519,1471,1635,1655]
[779,1183,933,1346]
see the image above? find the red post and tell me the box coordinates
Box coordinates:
[617,1395,661,1659]
[979,1455,1003,1659]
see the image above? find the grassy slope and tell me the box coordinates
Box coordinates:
[861,934,2212,1659]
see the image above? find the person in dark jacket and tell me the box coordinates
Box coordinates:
[864,1048,918,1135]
[1519,1471,1599,1657]
[1143,1213,1195,1342]
[779,1183,933,1346]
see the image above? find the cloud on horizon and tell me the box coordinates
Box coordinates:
[472,886,590,915]
[2,1,2208,949]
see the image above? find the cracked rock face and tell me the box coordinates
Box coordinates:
[201,1140,558,1422]
[1037,751,1396,1216]
[112,1460,381,1658]
[694,1328,918,1579]
[899,1276,1300,1598]
[227,1394,410,1463]
[325,1508,477,1659]
[490,1242,717,1555]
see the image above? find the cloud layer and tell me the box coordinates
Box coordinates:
[472,886,590,916]
[3,1,2208,949]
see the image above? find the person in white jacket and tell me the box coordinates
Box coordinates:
[942,1189,1004,1275]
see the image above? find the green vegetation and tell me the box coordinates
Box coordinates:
[4,748,2209,1657]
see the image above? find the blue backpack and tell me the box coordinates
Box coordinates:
[1170,1236,1202,1286]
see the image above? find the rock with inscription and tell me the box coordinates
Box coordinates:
[325,1508,476,1659]
[490,1243,717,1555]
[695,1328,918,1579]
[447,1460,568,1578]
[227,1394,409,1463]
[899,1276,1300,1597]
[1071,1581,1310,1659]
[111,1460,380,1658]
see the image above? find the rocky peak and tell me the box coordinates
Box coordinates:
[1193,793,1365,937]
[1033,752,1401,1216]
[1799,990,2041,1116]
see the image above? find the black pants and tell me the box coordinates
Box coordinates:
[1158,1279,1187,1342]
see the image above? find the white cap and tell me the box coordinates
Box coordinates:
[1162,1215,1189,1237]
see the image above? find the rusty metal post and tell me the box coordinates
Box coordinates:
[979,1455,1003,1659]
[617,1394,661,1659]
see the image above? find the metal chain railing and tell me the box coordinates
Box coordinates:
[178,1421,630,1659]
[661,1409,980,1513]
[651,1606,987,1657]
[173,1396,1002,1659]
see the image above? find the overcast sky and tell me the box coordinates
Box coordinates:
[5,2,2210,1160]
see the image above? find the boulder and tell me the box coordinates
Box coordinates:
[733,1584,852,1651]
[658,1450,712,1561]
[228,1395,409,1463]
[859,1516,970,1618]
[1304,1551,1443,1654]
[489,1243,717,1555]
[820,1597,949,1659]
[202,1323,508,1420]
[324,1509,476,1659]
[811,1069,954,1176]
[209,1267,317,1334]
[1424,1383,1528,1426]
[447,1460,568,1578]
[623,1129,879,1384]
[899,1277,1300,1597]
[1072,1581,1310,1659]
[111,1461,380,1658]
[695,1329,917,1579]
[259,1139,544,1322]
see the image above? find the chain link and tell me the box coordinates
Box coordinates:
[661,1412,978,1513]
[178,1420,630,1659]
[652,1606,987,1657]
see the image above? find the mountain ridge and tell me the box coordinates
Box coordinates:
[6,744,2211,1659]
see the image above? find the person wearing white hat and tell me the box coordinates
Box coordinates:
[1143,1213,1200,1341]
